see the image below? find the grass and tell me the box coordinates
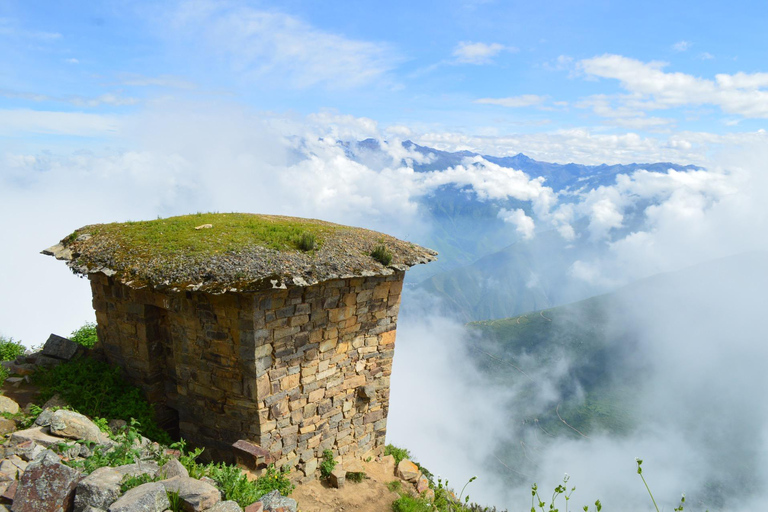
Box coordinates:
[65,213,338,264]
[347,471,366,483]
[371,244,393,266]
[33,357,171,444]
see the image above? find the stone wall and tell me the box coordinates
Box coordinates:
[88,271,405,480]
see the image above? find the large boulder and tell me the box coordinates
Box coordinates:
[396,459,420,483]
[49,410,108,444]
[73,467,122,512]
[160,476,221,511]
[11,427,76,449]
[154,459,188,480]
[0,397,20,415]
[107,482,169,512]
[11,450,83,512]
[41,335,81,361]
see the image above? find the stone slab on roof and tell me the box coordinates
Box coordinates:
[42,213,436,293]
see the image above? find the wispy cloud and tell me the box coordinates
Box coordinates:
[0,109,119,136]
[452,41,514,65]
[168,2,398,90]
[579,54,768,118]
[475,94,547,108]
[119,74,196,90]
[672,40,692,52]
[0,88,139,108]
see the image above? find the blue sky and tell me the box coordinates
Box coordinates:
[3,0,768,158]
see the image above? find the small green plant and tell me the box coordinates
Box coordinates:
[320,449,337,479]
[385,444,411,465]
[69,322,98,348]
[251,464,294,501]
[0,366,8,388]
[0,336,26,361]
[387,480,402,492]
[296,232,316,252]
[347,471,366,483]
[121,473,158,493]
[167,490,183,512]
[636,458,685,512]
[371,244,393,266]
[65,419,144,474]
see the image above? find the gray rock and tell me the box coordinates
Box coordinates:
[34,355,64,368]
[14,441,46,462]
[329,468,345,489]
[41,394,69,411]
[34,409,54,427]
[41,334,81,361]
[11,449,83,512]
[207,502,243,512]
[0,396,20,415]
[50,410,108,444]
[160,476,221,511]
[107,482,169,512]
[0,418,17,436]
[74,467,122,512]
[154,459,188,480]
[11,427,76,449]
[114,462,159,479]
[258,490,297,512]
[107,420,126,435]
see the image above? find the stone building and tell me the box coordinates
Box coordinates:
[43,213,435,479]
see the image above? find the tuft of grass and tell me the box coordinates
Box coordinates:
[69,322,98,348]
[387,480,402,493]
[33,357,171,444]
[385,444,411,465]
[121,472,158,493]
[371,244,393,266]
[347,471,366,483]
[296,232,317,252]
[0,336,26,361]
[320,449,337,479]
[167,490,183,512]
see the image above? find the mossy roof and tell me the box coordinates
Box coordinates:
[43,213,437,293]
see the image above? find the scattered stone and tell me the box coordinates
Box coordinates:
[41,395,69,411]
[9,366,34,377]
[5,378,24,388]
[11,450,82,512]
[107,482,169,512]
[41,334,81,361]
[160,476,221,511]
[113,462,159,479]
[14,442,45,462]
[258,490,297,512]
[328,468,345,489]
[243,503,263,512]
[422,488,435,501]
[343,459,364,474]
[0,419,17,436]
[396,459,420,483]
[50,410,107,444]
[194,224,213,230]
[74,467,122,512]
[380,454,395,476]
[2,481,17,501]
[106,420,126,435]
[0,397,20,416]
[11,427,72,449]
[416,474,430,494]
[232,440,274,470]
[34,410,54,428]
[155,459,188,480]
[34,356,64,368]
[208,501,243,512]
[356,385,375,400]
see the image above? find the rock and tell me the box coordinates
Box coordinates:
[41,335,81,361]
[34,355,64,368]
[328,468,345,489]
[380,454,395,476]
[9,365,34,377]
[0,460,22,480]
[243,503,263,512]
[343,459,364,474]
[11,450,82,512]
[356,385,375,400]
[155,459,188,480]
[14,441,45,462]
[416,474,430,494]
[258,490,297,512]
[41,395,69,411]
[73,467,122,512]
[107,482,169,512]
[11,427,73,448]
[396,459,420,483]
[106,420,126,435]
[194,224,213,230]
[49,410,107,444]
[232,440,274,469]
[0,418,17,436]
[208,502,243,512]
[160,476,221,511]
[113,462,159,479]
[0,397,20,415]
[2,481,17,501]
[422,488,435,501]
[5,378,24,388]
[34,410,54,427]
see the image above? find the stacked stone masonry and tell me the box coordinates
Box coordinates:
[89,271,405,480]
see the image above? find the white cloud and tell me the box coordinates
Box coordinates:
[498,208,535,239]
[168,2,398,89]
[452,41,513,65]
[475,94,547,108]
[0,109,120,136]
[119,74,196,89]
[579,54,768,118]
[698,52,715,60]
[672,40,692,52]
[64,58,79,64]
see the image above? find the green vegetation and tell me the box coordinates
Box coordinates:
[0,336,26,362]
[388,480,403,492]
[167,490,183,512]
[69,322,98,348]
[371,244,393,266]
[33,357,171,444]
[121,473,159,493]
[296,231,317,251]
[320,449,337,479]
[385,444,411,465]
[347,471,366,483]
[66,419,149,474]
[66,213,337,262]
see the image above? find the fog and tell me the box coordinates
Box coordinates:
[2,104,768,510]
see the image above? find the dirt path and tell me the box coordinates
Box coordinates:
[291,458,401,512]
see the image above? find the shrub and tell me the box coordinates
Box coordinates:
[371,244,393,266]
[69,322,98,348]
[347,471,366,483]
[0,336,26,361]
[296,232,316,252]
[385,444,411,465]
[33,357,170,444]
[320,449,336,479]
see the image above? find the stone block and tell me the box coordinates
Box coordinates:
[329,468,346,489]
[12,450,82,512]
[41,334,82,361]
[108,482,169,512]
[74,466,122,511]
[396,459,420,483]
[160,476,221,512]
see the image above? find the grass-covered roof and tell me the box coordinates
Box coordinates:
[43,213,436,292]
